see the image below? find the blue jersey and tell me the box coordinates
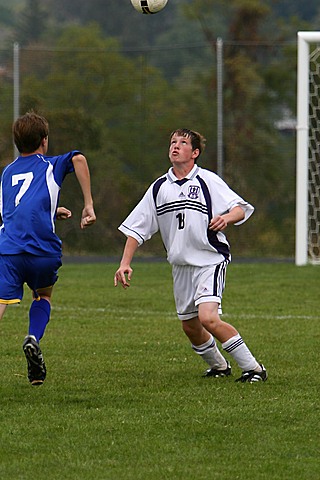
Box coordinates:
[0,151,79,256]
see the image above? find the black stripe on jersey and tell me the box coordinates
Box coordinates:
[121,224,145,243]
[197,175,230,260]
[196,175,212,222]
[156,199,208,216]
[153,176,167,204]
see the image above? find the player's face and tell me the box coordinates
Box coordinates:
[169,134,199,166]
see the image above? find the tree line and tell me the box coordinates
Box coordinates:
[0,0,316,257]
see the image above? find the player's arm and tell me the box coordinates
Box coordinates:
[209,206,245,231]
[114,236,139,289]
[72,153,96,229]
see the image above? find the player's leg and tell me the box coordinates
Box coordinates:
[0,304,7,320]
[198,302,238,342]
[198,301,260,370]
[197,302,267,382]
[0,255,24,313]
[195,263,267,382]
[26,254,61,344]
[181,316,231,376]
[23,255,61,385]
[28,287,52,343]
[22,288,52,387]
[172,264,229,374]
[0,254,45,385]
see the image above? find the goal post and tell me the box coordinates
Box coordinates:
[296,32,320,265]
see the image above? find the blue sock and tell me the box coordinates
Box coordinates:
[28,298,51,343]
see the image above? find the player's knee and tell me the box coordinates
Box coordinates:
[198,303,221,331]
[199,312,221,333]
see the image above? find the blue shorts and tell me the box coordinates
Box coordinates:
[0,254,62,304]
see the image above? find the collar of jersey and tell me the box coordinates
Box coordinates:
[167,164,200,183]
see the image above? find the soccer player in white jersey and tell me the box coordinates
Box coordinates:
[0,111,96,385]
[114,128,267,383]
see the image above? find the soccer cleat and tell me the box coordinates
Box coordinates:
[235,364,268,383]
[203,361,231,378]
[22,335,47,386]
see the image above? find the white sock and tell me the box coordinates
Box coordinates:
[192,334,228,369]
[222,333,260,371]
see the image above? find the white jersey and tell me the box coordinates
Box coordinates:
[119,164,254,267]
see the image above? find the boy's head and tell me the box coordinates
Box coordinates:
[169,128,206,158]
[13,111,49,154]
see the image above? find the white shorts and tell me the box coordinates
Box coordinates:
[172,261,229,321]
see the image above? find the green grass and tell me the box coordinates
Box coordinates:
[0,262,319,479]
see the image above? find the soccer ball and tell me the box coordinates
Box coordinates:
[130,0,168,14]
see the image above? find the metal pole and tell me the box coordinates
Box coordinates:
[295,33,310,265]
[216,37,223,177]
[13,42,20,158]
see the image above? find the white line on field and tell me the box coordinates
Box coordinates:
[11,304,319,320]
[50,306,319,320]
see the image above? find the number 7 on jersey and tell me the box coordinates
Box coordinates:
[12,172,34,207]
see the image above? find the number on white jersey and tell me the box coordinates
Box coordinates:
[176,212,185,230]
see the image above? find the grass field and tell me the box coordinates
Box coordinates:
[0,261,319,479]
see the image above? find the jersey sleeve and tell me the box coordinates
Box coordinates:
[208,172,254,225]
[50,150,80,186]
[227,199,254,225]
[118,184,159,246]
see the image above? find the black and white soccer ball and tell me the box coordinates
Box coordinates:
[130,0,168,14]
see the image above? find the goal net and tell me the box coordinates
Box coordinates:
[296,32,320,265]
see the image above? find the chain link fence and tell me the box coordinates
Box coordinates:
[0,40,297,259]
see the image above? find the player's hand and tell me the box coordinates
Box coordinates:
[56,207,72,220]
[114,265,132,289]
[209,215,228,231]
[80,205,96,229]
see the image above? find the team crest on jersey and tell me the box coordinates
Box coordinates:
[188,185,200,199]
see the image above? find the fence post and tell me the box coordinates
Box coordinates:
[13,42,20,158]
[216,37,223,178]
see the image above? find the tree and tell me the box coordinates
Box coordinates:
[15,0,48,46]
[17,24,196,253]
[45,0,178,48]
[182,0,298,256]
[1,0,309,257]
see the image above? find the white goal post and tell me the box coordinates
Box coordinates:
[296,31,320,265]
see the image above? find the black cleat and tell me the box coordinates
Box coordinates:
[203,361,232,377]
[235,364,268,383]
[22,335,47,386]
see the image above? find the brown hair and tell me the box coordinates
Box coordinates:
[169,128,206,157]
[13,111,49,153]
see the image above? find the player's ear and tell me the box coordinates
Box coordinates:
[192,148,200,159]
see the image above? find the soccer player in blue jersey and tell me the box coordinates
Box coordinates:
[0,111,96,386]
[114,128,267,383]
